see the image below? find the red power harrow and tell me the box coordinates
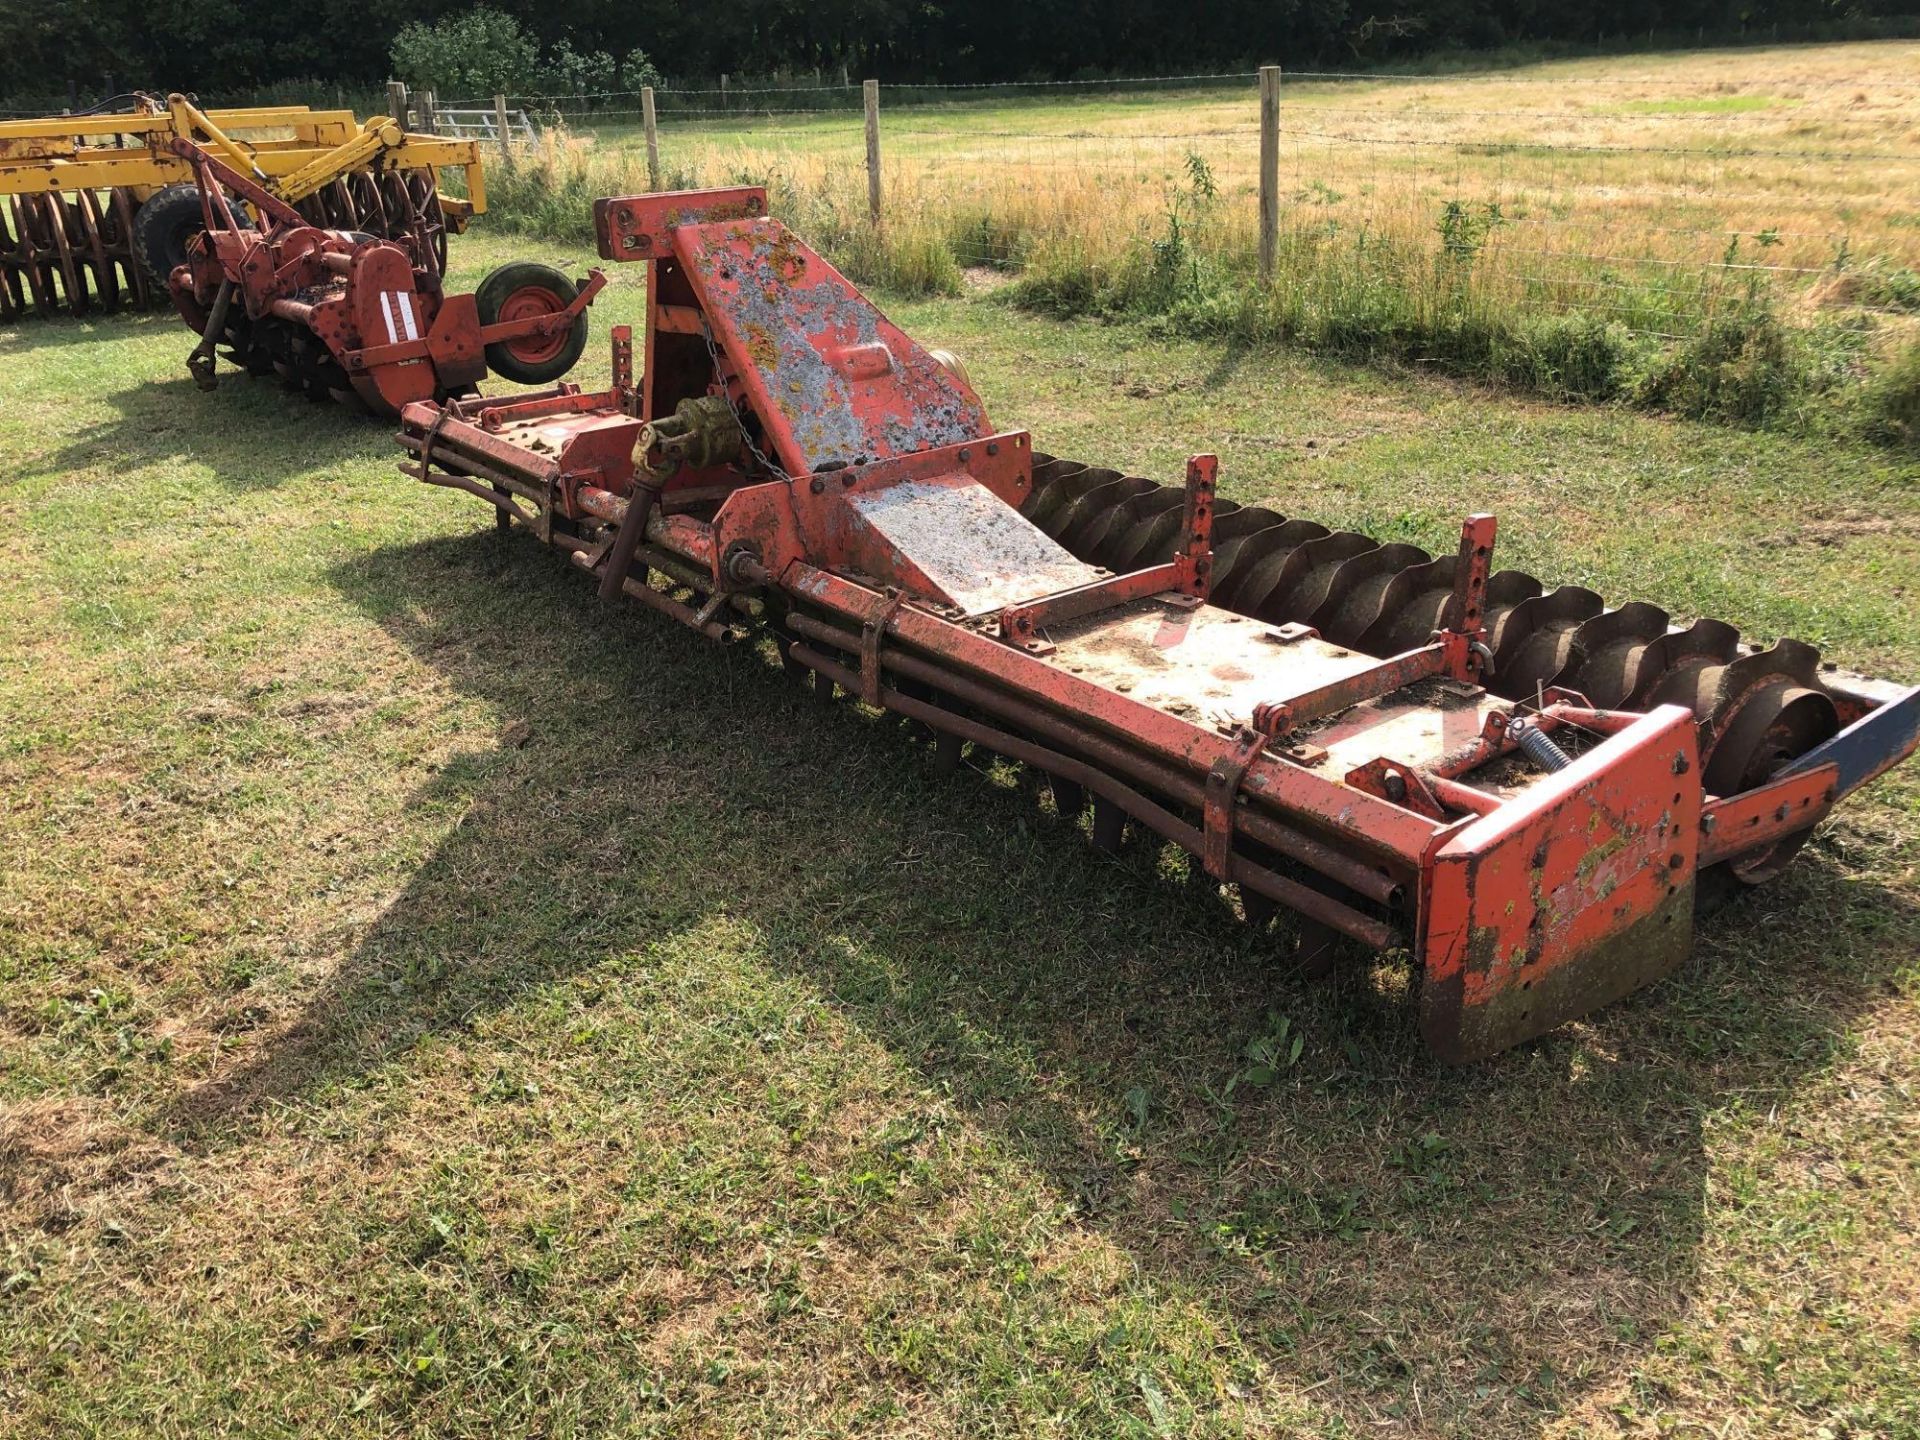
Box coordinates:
[396,187,1920,1062]
[165,143,601,415]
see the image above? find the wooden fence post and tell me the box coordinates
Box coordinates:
[642,86,660,189]
[388,80,408,127]
[1258,65,1281,284]
[416,88,437,135]
[493,93,511,151]
[864,79,882,226]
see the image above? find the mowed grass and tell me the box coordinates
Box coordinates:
[2,229,1919,1437]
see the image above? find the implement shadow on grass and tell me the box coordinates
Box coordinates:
[171,524,1916,1434]
[0,307,169,351]
[22,372,387,492]
[1200,342,1250,392]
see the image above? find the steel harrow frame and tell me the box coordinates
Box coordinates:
[1020,453,1851,872]
[381,185,1920,1061]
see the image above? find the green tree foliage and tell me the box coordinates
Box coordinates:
[385,10,658,103]
[389,8,539,98]
[621,50,664,90]
[537,38,616,97]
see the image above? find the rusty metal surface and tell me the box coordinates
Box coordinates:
[784,636,1398,948]
[1204,727,1271,881]
[1173,455,1219,598]
[671,216,987,477]
[709,435,1035,592]
[1781,682,1920,798]
[786,560,1447,864]
[466,407,645,511]
[1699,762,1837,866]
[782,612,1408,905]
[998,563,1187,648]
[380,189,1920,1063]
[1310,685,1503,783]
[1251,644,1450,738]
[398,398,562,489]
[1420,706,1702,1062]
[1046,602,1383,729]
[998,453,1217,645]
[168,145,596,416]
[595,186,768,260]
[1020,454,1872,791]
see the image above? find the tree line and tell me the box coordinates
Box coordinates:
[2,0,1915,109]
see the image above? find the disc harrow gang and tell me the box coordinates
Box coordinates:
[0,172,451,324]
[0,94,481,321]
[0,188,147,320]
[288,169,451,277]
[1018,453,1847,865]
[384,186,1919,1061]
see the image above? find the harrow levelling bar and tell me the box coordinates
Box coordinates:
[396,186,1920,1062]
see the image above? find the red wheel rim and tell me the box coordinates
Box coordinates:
[495,283,569,365]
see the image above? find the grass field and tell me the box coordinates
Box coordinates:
[3,225,1919,1437]
[486,42,1920,430]
[588,41,1920,276]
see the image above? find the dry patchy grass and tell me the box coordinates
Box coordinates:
[485,42,1920,424]
[1,231,1917,1437]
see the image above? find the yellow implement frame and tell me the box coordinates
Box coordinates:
[0,94,486,217]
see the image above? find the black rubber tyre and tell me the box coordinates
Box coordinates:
[475,261,589,385]
[131,183,211,285]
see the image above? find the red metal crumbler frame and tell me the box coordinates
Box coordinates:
[164,143,603,416]
[396,187,1920,1063]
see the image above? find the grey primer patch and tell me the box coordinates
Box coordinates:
[698,226,986,474]
[847,479,1102,616]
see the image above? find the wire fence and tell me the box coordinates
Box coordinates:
[450,62,1920,343]
[440,71,1261,112]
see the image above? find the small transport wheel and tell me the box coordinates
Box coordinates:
[475,261,588,385]
[131,183,217,285]
[132,183,251,288]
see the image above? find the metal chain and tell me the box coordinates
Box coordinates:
[699,320,791,483]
